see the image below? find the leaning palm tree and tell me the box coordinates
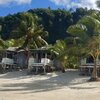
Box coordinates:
[27,25,48,49]
[67,15,100,81]
[10,12,48,49]
[86,35,100,81]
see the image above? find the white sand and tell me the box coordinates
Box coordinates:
[0,69,100,100]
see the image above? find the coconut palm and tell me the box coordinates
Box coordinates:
[86,35,100,81]
[10,12,48,49]
[67,15,100,81]
[27,25,48,49]
[50,40,68,72]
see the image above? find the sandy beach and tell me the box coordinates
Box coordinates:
[0,69,100,100]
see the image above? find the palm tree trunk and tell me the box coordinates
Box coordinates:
[60,62,65,73]
[89,57,99,81]
[22,37,29,48]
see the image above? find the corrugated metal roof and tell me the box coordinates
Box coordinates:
[7,47,18,51]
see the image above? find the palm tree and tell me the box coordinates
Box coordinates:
[67,15,100,81]
[86,35,100,81]
[27,25,48,49]
[66,22,90,68]
[50,40,67,72]
[10,12,48,49]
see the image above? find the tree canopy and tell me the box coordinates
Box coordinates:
[0,8,97,44]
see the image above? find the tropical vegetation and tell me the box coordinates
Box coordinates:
[0,8,100,81]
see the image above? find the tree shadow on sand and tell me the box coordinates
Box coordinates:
[0,70,94,93]
[0,69,32,79]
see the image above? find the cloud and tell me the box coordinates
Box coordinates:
[49,0,100,10]
[0,0,32,5]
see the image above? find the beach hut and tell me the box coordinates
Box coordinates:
[79,56,100,76]
[0,47,17,71]
[0,47,28,70]
[28,47,54,74]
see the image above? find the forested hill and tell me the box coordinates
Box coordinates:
[0,8,99,44]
